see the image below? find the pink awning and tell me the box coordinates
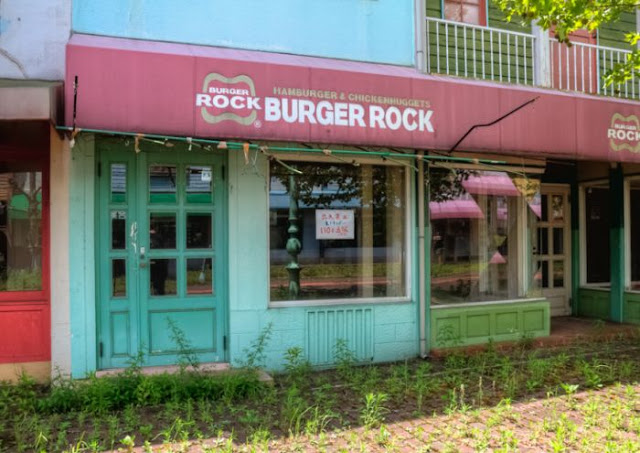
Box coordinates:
[430,199,484,219]
[65,34,640,163]
[462,174,520,196]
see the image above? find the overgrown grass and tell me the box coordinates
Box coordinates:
[2,329,640,451]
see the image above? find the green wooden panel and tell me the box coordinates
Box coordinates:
[430,300,550,347]
[487,2,528,33]
[426,21,534,85]
[148,309,216,354]
[624,292,640,324]
[426,0,441,18]
[599,12,636,49]
[577,288,611,320]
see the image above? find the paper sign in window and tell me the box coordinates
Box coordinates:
[315,209,355,240]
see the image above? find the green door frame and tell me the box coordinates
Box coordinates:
[95,140,229,369]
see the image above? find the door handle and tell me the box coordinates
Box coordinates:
[139,246,147,268]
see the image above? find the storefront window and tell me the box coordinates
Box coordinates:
[0,171,42,291]
[430,168,540,305]
[628,180,640,290]
[583,183,610,285]
[269,161,406,302]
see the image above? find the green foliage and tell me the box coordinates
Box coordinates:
[360,393,389,429]
[283,347,312,386]
[166,318,200,371]
[242,323,273,370]
[493,0,640,84]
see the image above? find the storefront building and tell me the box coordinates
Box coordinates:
[57,25,640,374]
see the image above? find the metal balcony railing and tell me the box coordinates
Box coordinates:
[425,17,536,86]
[550,39,638,100]
[425,17,640,101]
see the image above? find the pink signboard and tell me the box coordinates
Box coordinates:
[66,34,640,163]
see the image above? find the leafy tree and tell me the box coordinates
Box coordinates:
[494,0,640,85]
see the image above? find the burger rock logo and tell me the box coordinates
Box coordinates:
[195,72,435,133]
[608,113,640,153]
[196,73,259,126]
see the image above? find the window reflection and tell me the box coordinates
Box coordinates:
[187,258,213,295]
[0,171,42,291]
[149,165,177,204]
[269,162,406,301]
[429,169,540,305]
[150,259,177,296]
[186,166,213,203]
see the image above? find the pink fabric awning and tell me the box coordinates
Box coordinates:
[429,199,484,219]
[462,174,520,196]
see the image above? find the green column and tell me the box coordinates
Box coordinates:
[570,167,580,316]
[286,172,302,299]
[610,164,625,322]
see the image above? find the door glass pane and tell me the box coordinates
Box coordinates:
[553,260,564,288]
[541,261,549,288]
[553,227,564,255]
[111,163,126,203]
[111,211,126,250]
[187,258,213,295]
[186,166,213,204]
[0,171,42,291]
[150,258,177,296]
[149,165,177,204]
[112,259,126,297]
[541,194,548,221]
[551,195,564,221]
[537,228,548,255]
[186,213,212,249]
[150,213,176,249]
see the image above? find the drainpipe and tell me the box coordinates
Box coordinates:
[415,0,427,72]
[418,154,428,357]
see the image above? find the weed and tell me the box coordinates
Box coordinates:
[167,318,200,371]
[360,392,389,429]
[242,323,273,370]
[334,338,357,380]
[283,347,311,386]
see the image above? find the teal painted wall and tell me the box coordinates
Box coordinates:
[226,152,420,369]
[69,136,97,378]
[68,137,420,374]
[72,0,415,66]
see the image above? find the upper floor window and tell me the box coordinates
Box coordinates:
[444,0,486,26]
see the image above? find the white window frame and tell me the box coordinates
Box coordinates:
[267,155,413,308]
[579,179,611,288]
[624,175,640,292]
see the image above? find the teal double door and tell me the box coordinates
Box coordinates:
[97,147,227,369]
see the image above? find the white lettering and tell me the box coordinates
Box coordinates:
[317,101,334,126]
[349,104,365,127]
[196,94,211,107]
[298,100,317,124]
[385,107,402,130]
[369,106,386,129]
[212,95,230,108]
[334,103,349,126]
[230,96,245,109]
[281,99,298,123]
[265,97,281,121]
[420,110,434,132]
[402,108,417,131]
[608,128,616,139]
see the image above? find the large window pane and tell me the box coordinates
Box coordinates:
[430,169,540,305]
[0,171,42,291]
[585,185,610,284]
[269,162,406,302]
